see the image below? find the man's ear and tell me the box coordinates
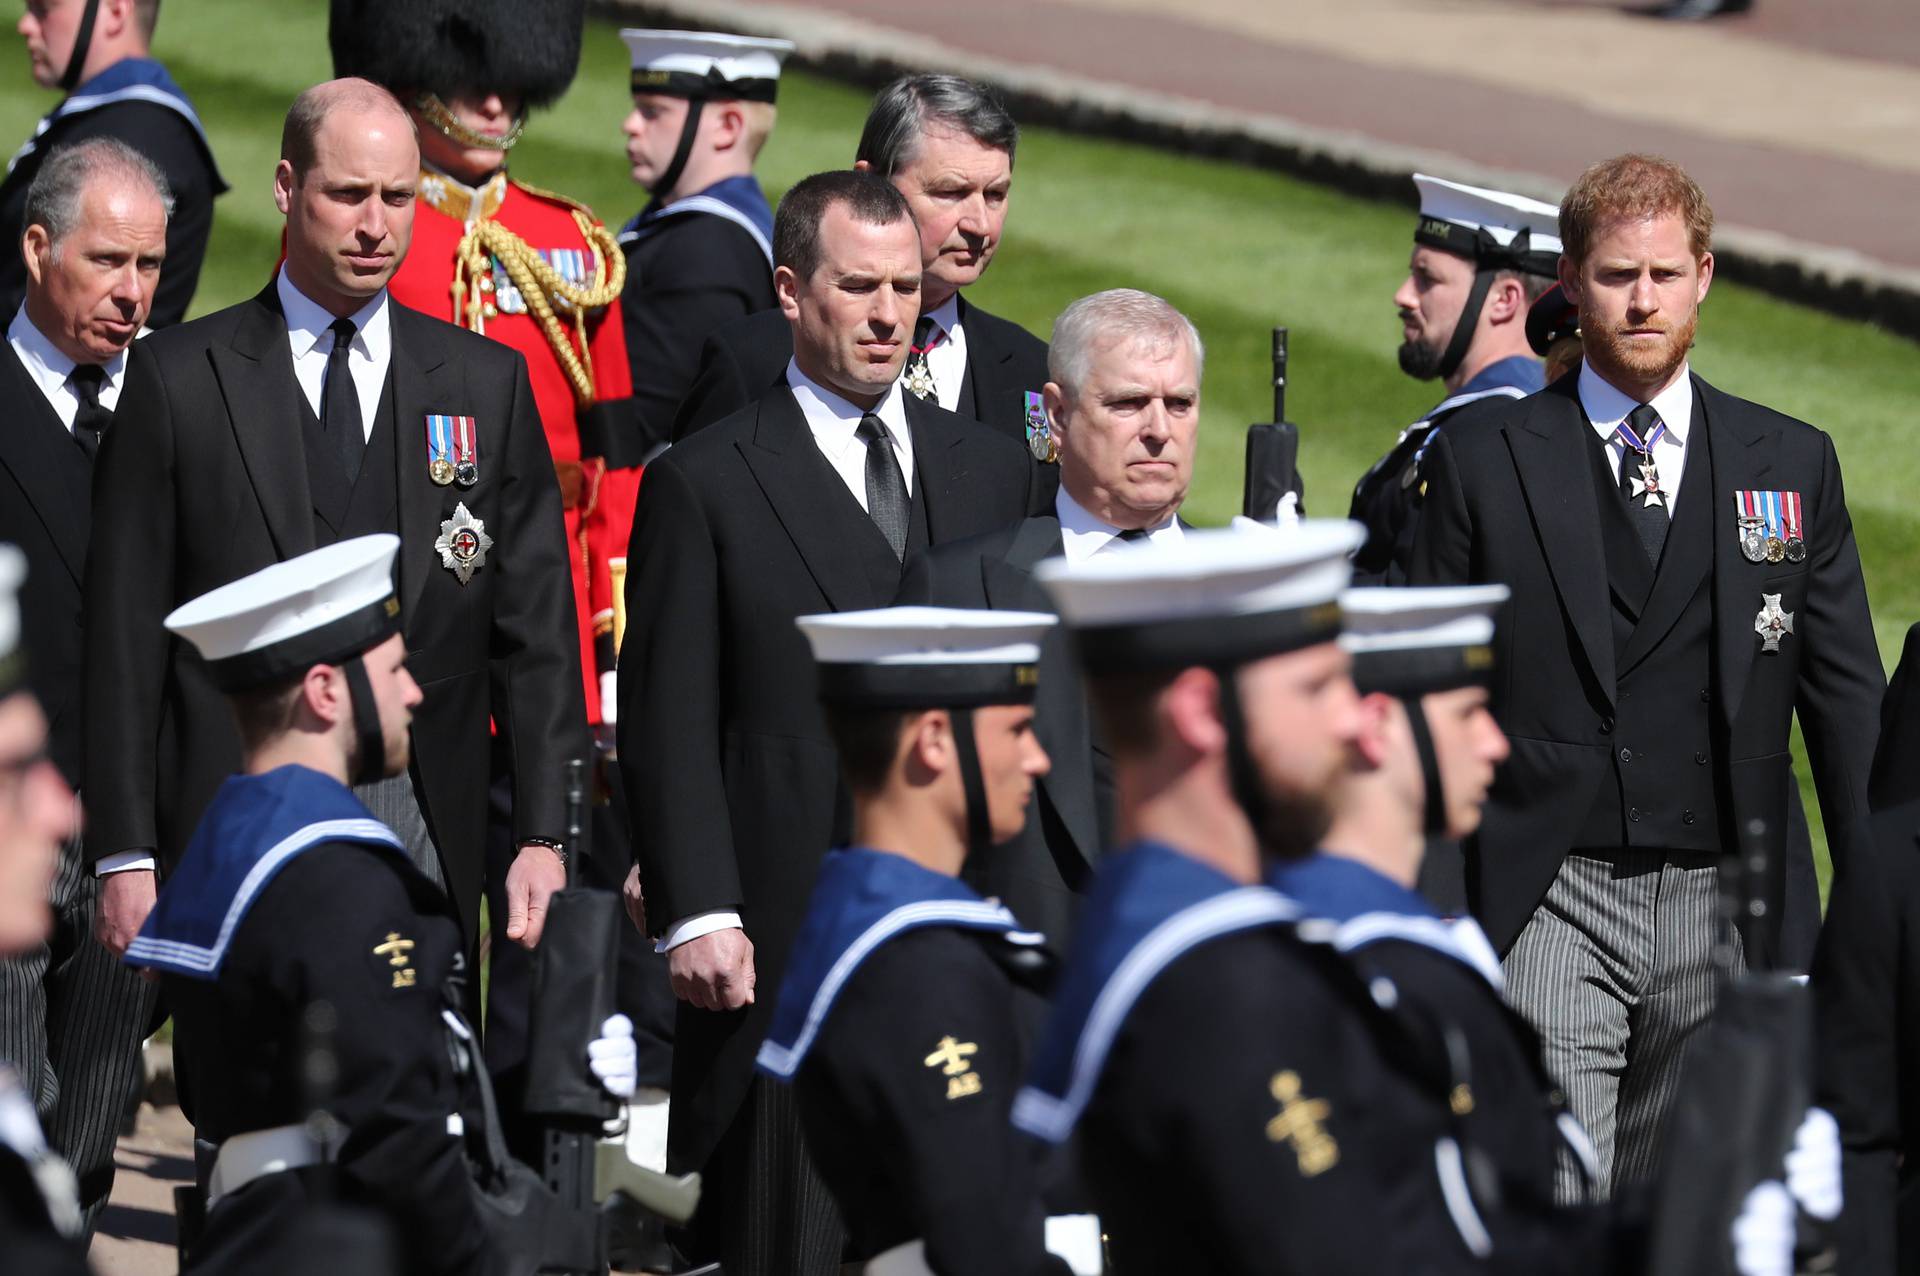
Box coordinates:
[708,101,748,153]
[1041,381,1068,439]
[298,663,347,729]
[774,264,801,320]
[21,226,48,289]
[1162,666,1227,759]
[273,160,296,217]
[1556,252,1582,307]
[1484,276,1526,326]
[1352,693,1398,770]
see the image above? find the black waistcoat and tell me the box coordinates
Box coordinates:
[300,376,400,546]
[1574,412,1723,853]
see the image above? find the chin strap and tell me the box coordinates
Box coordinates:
[341,658,388,786]
[649,99,706,201]
[1400,696,1450,839]
[413,93,525,151]
[58,0,101,93]
[947,709,992,865]
[1212,666,1273,840]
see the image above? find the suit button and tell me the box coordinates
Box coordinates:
[1599,718,1614,735]
[1683,810,1697,825]
[1629,807,1642,822]
[1695,751,1708,766]
[1700,689,1710,703]
[1619,748,1632,763]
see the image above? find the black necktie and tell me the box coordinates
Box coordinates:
[857,414,910,560]
[322,317,366,482]
[1107,527,1150,553]
[67,364,110,460]
[1617,403,1669,566]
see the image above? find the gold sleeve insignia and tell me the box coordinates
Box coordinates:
[1266,1070,1338,1176]
[923,1035,983,1100]
[373,932,418,989]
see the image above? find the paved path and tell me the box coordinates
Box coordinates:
[91,1104,191,1276]
[638,0,1920,286]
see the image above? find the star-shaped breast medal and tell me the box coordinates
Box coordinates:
[1630,459,1665,509]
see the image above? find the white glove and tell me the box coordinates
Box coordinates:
[599,671,618,727]
[1785,1106,1843,1221]
[1731,1181,1795,1276]
[588,1013,637,1099]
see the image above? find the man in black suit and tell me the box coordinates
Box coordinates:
[617,169,1037,1276]
[0,137,166,1232]
[898,287,1199,943]
[671,74,1052,464]
[1,0,224,326]
[1410,153,1884,1199]
[84,79,583,973]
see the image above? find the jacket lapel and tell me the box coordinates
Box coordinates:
[907,395,973,543]
[210,286,316,560]
[1703,377,1777,725]
[388,309,452,623]
[0,343,87,583]
[737,388,894,612]
[955,296,1009,420]
[1505,384,1615,703]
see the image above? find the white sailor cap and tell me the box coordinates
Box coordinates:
[1036,522,1364,674]
[620,29,794,103]
[797,606,1056,709]
[1412,174,1561,277]
[0,544,24,696]
[1339,585,1510,697]
[164,535,403,693]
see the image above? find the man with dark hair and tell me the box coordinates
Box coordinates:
[0,0,224,326]
[673,73,1052,469]
[0,136,167,1233]
[756,605,1079,1276]
[1350,175,1558,587]
[617,168,1037,1275]
[84,79,584,989]
[898,288,1201,944]
[1411,152,1884,1198]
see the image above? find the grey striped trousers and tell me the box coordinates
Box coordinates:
[1502,849,1743,1203]
[0,829,159,1234]
[353,772,445,889]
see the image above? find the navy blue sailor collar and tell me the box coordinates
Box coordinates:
[756,847,1040,1080]
[124,765,405,979]
[1011,840,1298,1145]
[1267,852,1504,991]
[1414,353,1543,429]
[9,57,227,188]
[619,174,773,267]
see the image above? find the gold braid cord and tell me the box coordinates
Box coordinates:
[451,210,627,406]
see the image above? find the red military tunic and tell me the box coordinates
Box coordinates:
[388,166,636,724]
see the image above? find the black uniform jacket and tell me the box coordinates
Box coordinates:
[619,209,773,458]
[616,385,1037,1172]
[896,515,1103,943]
[1410,372,1884,962]
[167,841,493,1276]
[0,71,225,327]
[1814,621,1920,1276]
[0,1069,89,1276]
[0,338,96,786]
[82,286,583,942]
[670,297,1052,453]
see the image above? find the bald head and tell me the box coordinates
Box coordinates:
[282,78,417,181]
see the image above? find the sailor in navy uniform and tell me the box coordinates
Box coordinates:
[1350,176,1557,585]
[1,0,226,325]
[754,605,1085,1276]
[615,30,791,464]
[1015,522,1522,1273]
[0,545,89,1276]
[121,535,636,1275]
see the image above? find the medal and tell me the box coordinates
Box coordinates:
[425,414,457,486]
[1736,490,1807,566]
[451,414,479,488]
[1764,538,1786,564]
[903,355,936,401]
[1629,455,1665,509]
[435,502,493,586]
[1023,392,1056,464]
[1737,515,1766,564]
[1754,593,1794,653]
[1781,489,1807,562]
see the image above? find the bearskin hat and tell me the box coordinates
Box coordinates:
[329,0,586,109]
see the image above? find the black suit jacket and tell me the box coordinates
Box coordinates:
[1813,621,1920,1276]
[896,515,1103,943]
[1410,372,1884,963]
[617,385,1036,1171]
[83,285,583,943]
[0,340,94,786]
[671,296,1052,451]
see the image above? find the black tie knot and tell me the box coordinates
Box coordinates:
[857,414,890,448]
[68,362,104,404]
[329,317,358,352]
[1626,403,1661,449]
[1117,527,1150,542]
[912,315,937,348]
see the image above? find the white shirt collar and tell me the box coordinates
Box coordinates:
[7,305,127,399]
[1055,484,1183,563]
[276,266,391,363]
[785,356,911,458]
[1579,359,1692,446]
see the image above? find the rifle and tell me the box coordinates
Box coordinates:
[1241,327,1306,521]
[522,759,703,1274]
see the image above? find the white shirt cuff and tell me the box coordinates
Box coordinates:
[95,850,157,876]
[657,910,743,954]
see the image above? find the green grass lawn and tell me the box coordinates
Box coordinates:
[9,0,1915,884]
